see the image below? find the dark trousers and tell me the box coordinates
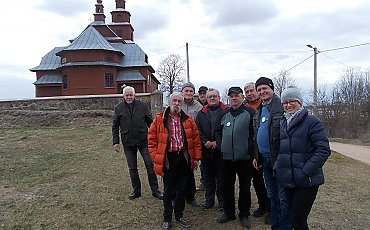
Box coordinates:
[163,152,189,222]
[202,152,223,207]
[285,186,319,230]
[252,166,270,211]
[221,159,253,218]
[185,169,197,202]
[123,144,159,194]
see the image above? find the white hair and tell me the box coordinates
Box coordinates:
[123,86,135,95]
[206,88,220,97]
[244,82,256,90]
[169,92,184,102]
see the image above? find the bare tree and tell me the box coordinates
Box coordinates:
[156,54,186,96]
[316,67,369,139]
[220,87,229,105]
[272,68,296,97]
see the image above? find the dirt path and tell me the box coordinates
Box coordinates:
[330,142,370,165]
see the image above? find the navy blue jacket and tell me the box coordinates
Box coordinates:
[275,108,331,188]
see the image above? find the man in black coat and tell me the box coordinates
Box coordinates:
[195,88,228,211]
[112,86,162,200]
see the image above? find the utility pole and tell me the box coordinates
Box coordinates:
[186,42,190,82]
[307,45,318,114]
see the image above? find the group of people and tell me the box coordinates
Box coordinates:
[112,77,331,230]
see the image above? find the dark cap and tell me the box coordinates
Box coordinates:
[198,86,208,93]
[255,77,274,91]
[228,86,243,96]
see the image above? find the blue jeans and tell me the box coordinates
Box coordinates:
[263,156,291,230]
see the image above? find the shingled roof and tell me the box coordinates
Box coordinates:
[58,25,122,54]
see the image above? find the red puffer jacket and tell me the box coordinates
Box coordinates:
[148,107,202,176]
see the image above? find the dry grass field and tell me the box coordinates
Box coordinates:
[1,126,369,229]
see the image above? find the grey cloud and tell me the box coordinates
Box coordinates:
[36,0,91,17]
[0,64,35,99]
[218,2,370,55]
[130,5,170,40]
[201,0,279,27]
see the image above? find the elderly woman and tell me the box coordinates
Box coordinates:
[275,86,331,230]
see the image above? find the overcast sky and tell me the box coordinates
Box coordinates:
[0,0,369,100]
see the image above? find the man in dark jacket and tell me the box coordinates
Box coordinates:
[195,88,228,211]
[244,82,270,220]
[252,77,291,230]
[112,86,162,200]
[216,86,255,229]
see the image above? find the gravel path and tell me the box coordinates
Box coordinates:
[330,142,370,165]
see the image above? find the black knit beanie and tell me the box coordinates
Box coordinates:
[255,77,274,91]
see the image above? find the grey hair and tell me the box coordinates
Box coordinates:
[123,86,135,95]
[169,92,184,102]
[206,88,220,97]
[244,82,256,90]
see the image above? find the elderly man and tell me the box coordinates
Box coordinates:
[112,86,162,200]
[244,82,270,222]
[197,86,208,106]
[195,88,228,211]
[148,92,202,230]
[216,86,255,229]
[180,82,203,207]
[252,77,291,230]
[196,85,208,192]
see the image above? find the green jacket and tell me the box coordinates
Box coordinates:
[220,105,255,161]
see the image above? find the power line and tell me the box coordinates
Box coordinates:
[273,54,314,78]
[320,53,350,68]
[148,45,185,56]
[190,44,309,54]
[320,42,370,53]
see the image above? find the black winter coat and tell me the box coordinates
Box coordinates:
[275,108,331,188]
[112,99,153,146]
[195,103,228,157]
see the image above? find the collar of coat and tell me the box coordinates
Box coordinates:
[201,102,228,113]
[162,106,189,125]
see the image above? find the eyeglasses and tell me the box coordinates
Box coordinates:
[282,100,298,106]
[207,95,219,99]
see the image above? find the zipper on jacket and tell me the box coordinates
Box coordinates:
[288,132,295,185]
[232,117,235,161]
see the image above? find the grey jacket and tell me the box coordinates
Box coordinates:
[181,99,203,120]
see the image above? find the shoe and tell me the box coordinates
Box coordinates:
[162,221,171,230]
[187,199,200,207]
[152,191,163,200]
[128,192,141,200]
[240,216,251,229]
[203,202,214,210]
[253,207,266,217]
[216,213,236,224]
[265,212,271,225]
[176,217,191,228]
[196,184,205,191]
[218,203,224,212]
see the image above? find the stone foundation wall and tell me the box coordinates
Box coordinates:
[0,91,163,115]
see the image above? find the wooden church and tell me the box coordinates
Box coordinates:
[31,0,159,97]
